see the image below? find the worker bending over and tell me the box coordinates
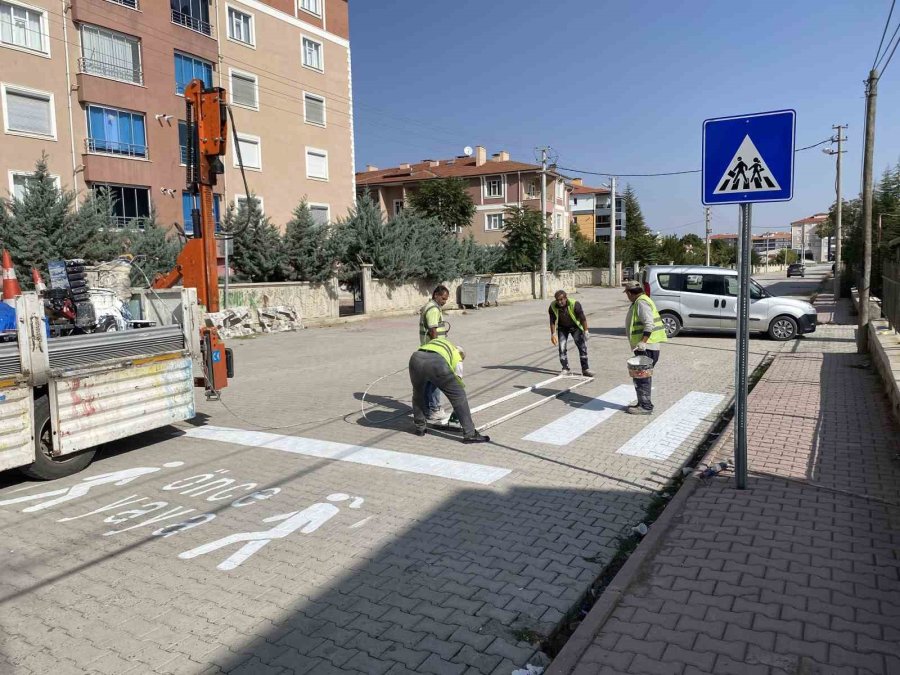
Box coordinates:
[409,337,490,443]
[549,290,594,377]
[419,285,451,422]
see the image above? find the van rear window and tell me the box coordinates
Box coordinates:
[657,273,683,291]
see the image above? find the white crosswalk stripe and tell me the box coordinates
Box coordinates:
[522,385,634,446]
[616,392,724,460]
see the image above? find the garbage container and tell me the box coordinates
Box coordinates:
[459,277,479,308]
[475,277,487,306]
[485,282,499,306]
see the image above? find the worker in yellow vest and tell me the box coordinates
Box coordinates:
[419,285,451,422]
[549,290,594,377]
[409,337,490,443]
[623,281,667,414]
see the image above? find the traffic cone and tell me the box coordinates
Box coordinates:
[31,268,46,294]
[2,250,22,307]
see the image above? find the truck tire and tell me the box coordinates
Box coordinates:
[20,395,96,480]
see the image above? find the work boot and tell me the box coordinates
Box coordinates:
[415,427,427,436]
[463,433,491,444]
[625,406,652,415]
[583,369,595,378]
[560,367,572,376]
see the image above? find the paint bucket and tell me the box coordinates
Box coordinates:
[626,355,654,379]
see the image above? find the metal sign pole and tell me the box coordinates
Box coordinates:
[734,202,752,489]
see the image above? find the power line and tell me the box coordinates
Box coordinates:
[873,0,897,69]
[878,27,900,75]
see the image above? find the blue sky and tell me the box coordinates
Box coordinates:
[348,1,900,237]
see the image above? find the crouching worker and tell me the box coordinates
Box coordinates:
[409,337,490,444]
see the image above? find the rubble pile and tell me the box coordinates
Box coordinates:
[204,305,301,338]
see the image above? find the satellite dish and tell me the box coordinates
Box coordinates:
[463,146,473,157]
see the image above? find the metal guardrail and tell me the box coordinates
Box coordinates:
[171,9,213,37]
[78,57,142,85]
[85,138,148,159]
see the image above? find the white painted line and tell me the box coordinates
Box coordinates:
[183,426,512,485]
[469,374,567,414]
[617,392,725,461]
[478,377,594,432]
[523,385,634,446]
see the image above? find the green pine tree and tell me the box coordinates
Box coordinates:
[546,236,578,273]
[128,213,180,286]
[284,199,334,282]
[332,192,385,280]
[226,195,287,282]
[622,184,658,264]
[77,187,127,263]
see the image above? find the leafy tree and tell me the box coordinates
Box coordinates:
[226,195,287,282]
[570,227,609,268]
[501,205,547,272]
[680,233,706,265]
[284,199,334,282]
[657,235,683,264]
[709,240,737,267]
[407,177,475,233]
[773,248,799,265]
[128,213,180,286]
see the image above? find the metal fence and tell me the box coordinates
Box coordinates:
[883,243,900,330]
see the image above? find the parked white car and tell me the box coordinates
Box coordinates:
[639,265,818,341]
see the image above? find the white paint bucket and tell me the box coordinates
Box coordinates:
[626,355,654,379]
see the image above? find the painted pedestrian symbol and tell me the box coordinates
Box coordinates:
[178,493,363,571]
[714,135,781,195]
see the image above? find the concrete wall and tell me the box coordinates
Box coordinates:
[868,319,900,425]
[222,280,339,323]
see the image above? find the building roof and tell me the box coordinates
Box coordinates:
[791,213,828,225]
[710,233,738,240]
[356,156,546,186]
[571,184,610,195]
[712,232,791,241]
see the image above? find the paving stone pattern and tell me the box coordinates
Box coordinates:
[568,295,900,675]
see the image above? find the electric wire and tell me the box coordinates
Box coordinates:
[878,27,900,75]
[873,0,897,69]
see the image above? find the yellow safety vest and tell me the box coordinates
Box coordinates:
[418,337,464,387]
[629,294,667,348]
[551,299,584,332]
[419,299,445,345]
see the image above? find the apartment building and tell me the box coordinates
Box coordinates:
[791,213,830,261]
[710,232,793,258]
[568,178,625,243]
[0,0,353,236]
[355,146,571,245]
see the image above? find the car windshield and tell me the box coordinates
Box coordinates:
[750,279,767,299]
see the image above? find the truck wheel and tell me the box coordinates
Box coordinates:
[20,395,96,480]
[768,315,798,341]
[660,312,682,338]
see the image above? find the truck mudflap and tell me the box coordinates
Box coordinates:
[49,352,195,456]
[0,380,34,472]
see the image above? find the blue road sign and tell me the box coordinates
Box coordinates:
[702,109,795,205]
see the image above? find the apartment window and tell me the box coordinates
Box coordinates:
[182,191,221,234]
[107,0,138,8]
[393,200,404,216]
[230,70,258,110]
[171,0,212,37]
[92,183,150,228]
[485,176,503,198]
[227,6,253,46]
[525,179,538,199]
[309,204,329,226]
[174,52,213,95]
[555,180,565,200]
[305,147,328,180]
[10,171,58,201]
[234,133,261,170]
[177,119,197,165]
[1,84,54,138]
[80,25,141,84]
[235,194,263,213]
[303,92,325,126]
[486,213,503,231]
[0,1,47,54]
[302,37,323,71]
[86,105,147,158]
[299,0,321,16]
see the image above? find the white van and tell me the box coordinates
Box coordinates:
[640,265,817,341]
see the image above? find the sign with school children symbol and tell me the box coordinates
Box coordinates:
[702,109,795,205]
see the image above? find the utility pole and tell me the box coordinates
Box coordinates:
[858,70,878,353]
[540,147,548,300]
[705,206,711,266]
[825,124,847,299]
[608,176,617,287]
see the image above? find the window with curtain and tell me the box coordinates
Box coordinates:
[182,192,221,234]
[80,25,141,84]
[230,71,258,109]
[235,135,261,169]
[485,214,503,231]
[302,37,322,70]
[305,148,327,180]
[227,7,252,45]
[3,86,53,137]
[304,93,325,126]
[0,1,46,53]
[300,0,321,16]
[86,105,146,157]
[92,184,150,228]
[174,52,213,95]
[310,205,329,226]
[171,0,211,36]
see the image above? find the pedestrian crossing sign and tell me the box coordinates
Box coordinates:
[702,109,795,205]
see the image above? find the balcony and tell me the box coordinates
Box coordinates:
[85,138,148,160]
[171,9,214,38]
[78,57,142,86]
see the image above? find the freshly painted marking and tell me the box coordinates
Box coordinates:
[479,377,594,432]
[617,392,725,461]
[523,385,634,446]
[469,374,567,414]
[183,426,512,485]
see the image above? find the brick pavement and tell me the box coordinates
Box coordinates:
[0,287,747,674]
[552,294,900,675]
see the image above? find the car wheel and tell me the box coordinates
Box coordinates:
[660,312,682,338]
[20,395,96,480]
[768,315,798,341]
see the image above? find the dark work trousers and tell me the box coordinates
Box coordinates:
[409,351,476,437]
[558,328,590,372]
[633,348,660,410]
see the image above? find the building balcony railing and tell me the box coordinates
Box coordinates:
[109,216,147,230]
[85,138,148,159]
[106,0,139,8]
[78,57,142,85]
[171,9,213,38]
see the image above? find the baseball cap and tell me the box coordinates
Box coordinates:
[623,281,642,292]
